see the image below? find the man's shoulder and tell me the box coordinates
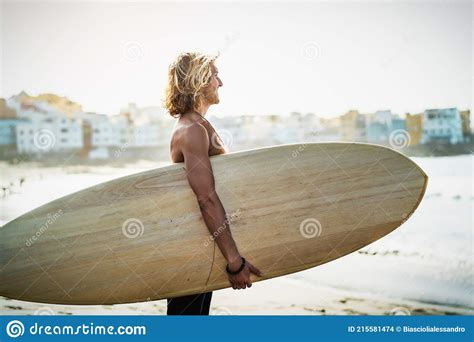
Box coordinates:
[181,121,209,148]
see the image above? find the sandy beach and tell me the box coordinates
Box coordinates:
[1,276,472,316]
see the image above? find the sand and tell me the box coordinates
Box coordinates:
[1,277,472,316]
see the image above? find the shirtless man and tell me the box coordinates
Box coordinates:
[164,52,262,315]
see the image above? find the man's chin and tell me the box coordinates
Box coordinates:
[205,94,219,105]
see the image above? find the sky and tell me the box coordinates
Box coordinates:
[1,0,472,118]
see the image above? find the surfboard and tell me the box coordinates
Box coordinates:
[0,143,427,305]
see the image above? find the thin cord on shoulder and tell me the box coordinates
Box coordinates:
[192,111,226,148]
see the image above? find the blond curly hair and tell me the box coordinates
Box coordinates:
[164,52,219,118]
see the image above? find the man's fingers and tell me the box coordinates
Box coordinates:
[249,263,263,276]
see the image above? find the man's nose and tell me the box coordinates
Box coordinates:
[218,77,223,87]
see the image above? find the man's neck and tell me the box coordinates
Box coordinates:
[195,103,210,117]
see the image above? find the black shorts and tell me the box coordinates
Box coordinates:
[166,291,213,315]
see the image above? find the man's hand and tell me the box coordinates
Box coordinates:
[227,258,263,290]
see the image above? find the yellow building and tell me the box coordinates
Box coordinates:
[405,113,422,146]
[460,110,471,139]
[340,110,366,142]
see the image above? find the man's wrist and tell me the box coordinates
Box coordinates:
[227,255,243,271]
[226,256,245,274]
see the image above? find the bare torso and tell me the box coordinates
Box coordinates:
[170,116,227,163]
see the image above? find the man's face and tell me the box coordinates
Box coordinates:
[204,63,223,105]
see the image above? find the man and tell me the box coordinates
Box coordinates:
[163,52,262,315]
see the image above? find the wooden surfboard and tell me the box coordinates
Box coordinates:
[0,143,427,305]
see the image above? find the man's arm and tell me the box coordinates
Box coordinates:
[182,123,241,264]
[182,123,261,289]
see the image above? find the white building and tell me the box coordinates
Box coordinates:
[300,113,322,141]
[370,110,393,126]
[7,95,84,154]
[11,98,83,154]
[120,104,169,147]
[80,112,130,147]
[131,123,161,147]
[211,115,249,149]
[420,108,463,144]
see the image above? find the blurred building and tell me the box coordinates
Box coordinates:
[459,109,471,141]
[15,116,83,154]
[405,113,423,146]
[366,121,389,143]
[5,93,84,154]
[0,119,21,145]
[121,103,167,147]
[0,118,30,159]
[77,112,130,158]
[211,114,247,149]
[0,98,17,119]
[318,117,341,141]
[365,110,406,144]
[420,108,463,144]
[340,110,366,142]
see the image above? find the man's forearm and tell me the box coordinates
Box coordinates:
[197,194,241,265]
